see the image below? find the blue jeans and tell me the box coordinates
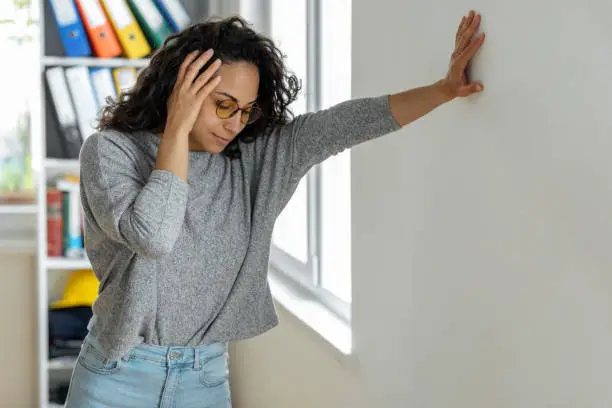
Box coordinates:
[64,334,232,407]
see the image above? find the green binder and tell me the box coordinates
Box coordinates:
[127,0,174,49]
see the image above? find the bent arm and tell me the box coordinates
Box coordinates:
[80,132,189,259]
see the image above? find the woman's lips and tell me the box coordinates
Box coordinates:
[213,133,230,146]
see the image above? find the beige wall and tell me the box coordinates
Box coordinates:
[0,253,37,408]
[229,305,357,408]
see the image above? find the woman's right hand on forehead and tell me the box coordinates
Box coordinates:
[164,49,222,136]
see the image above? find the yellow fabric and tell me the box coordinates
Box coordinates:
[51,269,99,309]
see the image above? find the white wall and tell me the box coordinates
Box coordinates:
[230,0,612,407]
[353,0,612,405]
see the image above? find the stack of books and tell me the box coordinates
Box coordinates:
[46,173,84,259]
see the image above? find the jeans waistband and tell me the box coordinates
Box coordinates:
[83,332,228,369]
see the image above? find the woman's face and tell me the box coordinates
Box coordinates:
[189,61,260,153]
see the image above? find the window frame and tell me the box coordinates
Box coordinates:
[267,0,351,323]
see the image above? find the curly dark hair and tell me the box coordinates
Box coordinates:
[97,15,301,159]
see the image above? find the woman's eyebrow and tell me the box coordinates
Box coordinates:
[215,91,257,105]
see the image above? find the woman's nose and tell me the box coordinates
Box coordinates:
[224,112,243,133]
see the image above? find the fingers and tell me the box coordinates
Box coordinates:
[455,10,473,42]
[176,50,200,86]
[456,11,481,54]
[181,48,215,92]
[464,10,475,28]
[196,75,222,101]
[192,58,222,93]
[459,14,480,52]
[459,82,484,97]
[456,11,473,46]
[457,32,485,67]
[456,16,466,44]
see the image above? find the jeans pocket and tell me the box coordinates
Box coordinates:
[77,343,127,376]
[198,351,229,388]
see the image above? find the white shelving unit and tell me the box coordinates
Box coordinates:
[42,55,149,68]
[0,204,37,214]
[46,356,78,371]
[36,3,86,405]
[35,2,213,407]
[45,257,92,270]
[44,158,80,170]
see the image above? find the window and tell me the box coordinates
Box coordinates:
[0,0,38,202]
[319,0,352,303]
[269,0,352,319]
[269,0,308,266]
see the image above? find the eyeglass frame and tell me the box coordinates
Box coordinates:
[215,98,263,125]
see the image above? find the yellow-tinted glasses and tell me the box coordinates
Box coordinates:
[216,99,262,125]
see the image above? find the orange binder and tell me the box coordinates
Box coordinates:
[75,0,122,58]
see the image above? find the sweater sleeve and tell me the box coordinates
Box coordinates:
[79,131,189,259]
[281,95,401,186]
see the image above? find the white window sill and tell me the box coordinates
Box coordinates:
[268,268,358,369]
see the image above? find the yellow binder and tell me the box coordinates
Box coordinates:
[100,0,151,59]
[112,67,138,96]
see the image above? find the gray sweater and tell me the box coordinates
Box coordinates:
[79,95,400,360]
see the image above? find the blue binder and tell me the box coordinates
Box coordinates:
[48,0,91,57]
[152,0,191,33]
[89,67,117,112]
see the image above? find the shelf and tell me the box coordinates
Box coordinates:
[0,204,37,214]
[43,56,150,68]
[47,356,77,371]
[45,158,80,170]
[46,257,91,270]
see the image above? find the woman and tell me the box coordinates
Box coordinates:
[65,11,485,408]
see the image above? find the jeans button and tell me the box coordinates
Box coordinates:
[169,351,182,360]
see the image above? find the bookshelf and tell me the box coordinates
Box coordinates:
[35,1,213,406]
[43,158,80,170]
[45,257,93,270]
[42,55,150,68]
[0,204,37,214]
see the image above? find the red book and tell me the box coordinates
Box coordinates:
[47,189,63,257]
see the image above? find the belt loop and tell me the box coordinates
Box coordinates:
[193,348,200,370]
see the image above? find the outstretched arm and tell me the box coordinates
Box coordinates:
[264,10,486,206]
[389,10,485,126]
